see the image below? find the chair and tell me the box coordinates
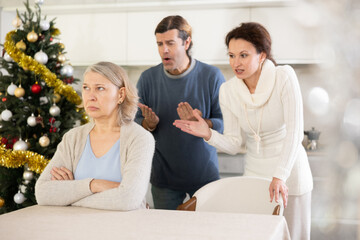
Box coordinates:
[177,176,284,215]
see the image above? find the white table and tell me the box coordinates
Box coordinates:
[0,205,290,240]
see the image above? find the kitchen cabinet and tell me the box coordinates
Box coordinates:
[127,8,250,65]
[46,12,128,65]
[1,4,319,66]
[218,153,244,178]
[250,7,318,64]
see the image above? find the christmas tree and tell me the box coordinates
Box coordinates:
[0,0,87,214]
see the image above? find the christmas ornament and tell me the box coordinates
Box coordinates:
[49,104,61,116]
[0,197,4,208]
[4,31,81,105]
[15,40,26,51]
[12,16,22,28]
[14,85,25,98]
[1,109,12,121]
[14,191,26,204]
[27,113,37,127]
[23,170,34,181]
[35,0,44,5]
[7,82,17,95]
[60,65,74,77]
[4,52,13,62]
[52,93,61,103]
[40,20,50,31]
[34,50,48,64]
[57,54,66,63]
[39,135,50,147]
[20,184,27,193]
[27,30,38,42]
[31,83,42,94]
[13,138,28,151]
[36,115,45,127]
[58,43,65,49]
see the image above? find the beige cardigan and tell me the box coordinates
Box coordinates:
[35,121,155,211]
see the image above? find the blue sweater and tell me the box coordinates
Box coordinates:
[135,59,225,191]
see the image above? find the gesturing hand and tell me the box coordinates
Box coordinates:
[138,103,159,130]
[177,102,202,121]
[173,109,212,140]
[269,177,288,208]
[51,167,74,181]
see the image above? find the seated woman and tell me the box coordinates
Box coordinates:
[35,62,155,211]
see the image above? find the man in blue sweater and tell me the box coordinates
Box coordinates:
[135,15,225,210]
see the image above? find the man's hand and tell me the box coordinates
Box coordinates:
[138,103,159,131]
[177,102,202,121]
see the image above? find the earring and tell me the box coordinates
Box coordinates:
[118,100,123,104]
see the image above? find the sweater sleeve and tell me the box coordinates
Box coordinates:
[207,69,225,133]
[35,131,93,206]
[71,128,155,211]
[206,84,245,155]
[273,66,304,181]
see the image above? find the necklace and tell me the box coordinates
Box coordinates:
[244,104,264,154]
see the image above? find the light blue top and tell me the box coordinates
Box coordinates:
[74,135,122,182]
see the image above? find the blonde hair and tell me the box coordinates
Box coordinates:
[84,62,138,125]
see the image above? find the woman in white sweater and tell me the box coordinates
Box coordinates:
[35,62,155,211]
[174,23,313,240]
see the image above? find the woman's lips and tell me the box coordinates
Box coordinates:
[87,106,99,111]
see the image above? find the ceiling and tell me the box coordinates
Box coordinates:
[0,0,294,9]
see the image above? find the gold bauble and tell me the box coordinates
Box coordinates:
[52,93,61,103]
[57,54,66,63]
[16,40,26,51]
[39,135,50,147]
[12,16,22,28]
[58,43,65,49]
[14,86,25,98]
[0,197,4,208]
[27,30,38,42]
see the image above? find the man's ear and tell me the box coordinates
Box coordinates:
[184,36,191,50]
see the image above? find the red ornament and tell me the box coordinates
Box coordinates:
[1,137,8,144]
[31,84,41,94]
[50,37,53,41]
[2,97,7,102]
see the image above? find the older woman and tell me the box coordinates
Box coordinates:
[174,23,313,240]
[35,62,155,211]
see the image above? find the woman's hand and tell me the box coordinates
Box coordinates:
[90,179,120,193]
[173,109,212,141]
[51,167,74,181]
[269,177,288,208]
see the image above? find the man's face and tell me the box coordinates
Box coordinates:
[155,29,191,75]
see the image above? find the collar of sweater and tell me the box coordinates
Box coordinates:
[234,59,276,108]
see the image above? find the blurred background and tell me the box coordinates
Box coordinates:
[1,0,359,239]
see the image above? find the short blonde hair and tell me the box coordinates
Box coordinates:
[84,62,138,125]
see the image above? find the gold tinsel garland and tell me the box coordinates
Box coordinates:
[0,144,50,174]
[4,30,82,105]
[1,31,89,172]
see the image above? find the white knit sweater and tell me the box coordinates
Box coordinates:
[207,60,313,195]
[35,121,155,210]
